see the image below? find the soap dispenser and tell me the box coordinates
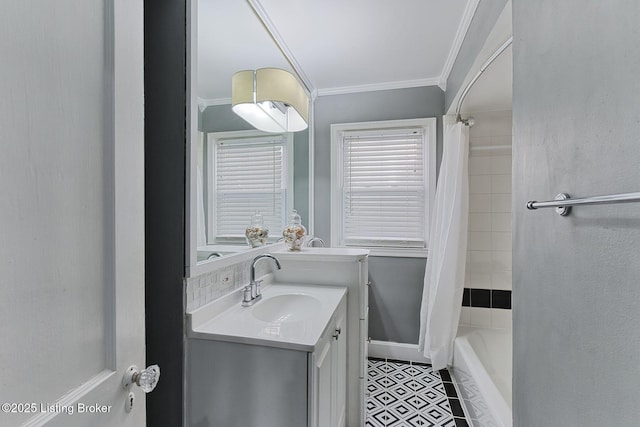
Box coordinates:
[282,210,306,251]
[245,210,269,247]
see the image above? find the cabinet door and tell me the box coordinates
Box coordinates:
[314,340,333,427]
[332,312,347,427]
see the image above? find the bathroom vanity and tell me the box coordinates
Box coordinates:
[185,248,368,427]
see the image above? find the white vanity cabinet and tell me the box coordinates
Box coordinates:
[273,248,369,426]
[311,303,347,427]
[186,291,347,427]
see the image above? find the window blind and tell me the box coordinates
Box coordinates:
[341,129,426,248]
[214,136,286,240]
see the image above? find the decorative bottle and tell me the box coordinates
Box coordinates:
[282,210,307,251]
[245,210,269,248]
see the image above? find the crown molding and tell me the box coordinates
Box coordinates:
[246,0,316,97]
[438,0,480,91]
[317,77,442,97]
[197,97,232,110]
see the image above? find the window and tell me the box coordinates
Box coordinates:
[205,130,293,243]
[330,118,436,257]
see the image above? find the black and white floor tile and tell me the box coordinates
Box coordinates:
[366,358,469,427]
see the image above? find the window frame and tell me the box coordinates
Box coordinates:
[330,118,437,257]
[205,129,294,244]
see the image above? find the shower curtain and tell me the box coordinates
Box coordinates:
[418,121,469,370]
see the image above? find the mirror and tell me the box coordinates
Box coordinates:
[186,0,312,276]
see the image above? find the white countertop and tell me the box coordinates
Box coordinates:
[272,247,369,262]
[188,282,347,352]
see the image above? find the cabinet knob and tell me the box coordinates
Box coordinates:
[332,327,342,340]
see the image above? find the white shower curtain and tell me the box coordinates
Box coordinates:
[418,121,469,370]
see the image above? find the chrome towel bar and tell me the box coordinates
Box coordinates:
[527,192,640,216]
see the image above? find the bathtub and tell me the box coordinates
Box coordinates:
[452,327,512,427]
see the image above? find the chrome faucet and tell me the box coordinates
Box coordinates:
[207,252,224,260]
[242,254,282,307]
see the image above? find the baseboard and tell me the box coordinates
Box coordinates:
[368,340,431,364]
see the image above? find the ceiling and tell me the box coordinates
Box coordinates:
[197,0,512,111]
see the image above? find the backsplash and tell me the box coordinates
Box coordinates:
[461,110,512,330]
[185,258,270,312]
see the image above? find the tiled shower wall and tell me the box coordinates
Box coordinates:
[461,110,512,330]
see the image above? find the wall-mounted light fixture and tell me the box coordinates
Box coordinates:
[232,68,309,133]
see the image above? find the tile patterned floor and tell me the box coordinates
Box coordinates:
[366,358,469,427]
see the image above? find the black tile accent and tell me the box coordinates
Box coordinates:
[443,382,457,398]
[470,288,491,308]
[492,289,512,309]
[462,288,471,306]
[439,369,452,382]
[448,398,465,418]
[463,288,512,309]
[368,357,385,363]
[455,417,470,427]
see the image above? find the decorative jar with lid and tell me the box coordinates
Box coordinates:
[245,210,269,247]
[282,210,306,251]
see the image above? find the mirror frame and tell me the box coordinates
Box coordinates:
[185,0,315,277]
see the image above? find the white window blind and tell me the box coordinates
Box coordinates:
[214,135,288,241]
[340,128,427,248]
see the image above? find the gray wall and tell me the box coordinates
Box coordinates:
[445,0,508,112]
[513,1,640,425]
[314,86,444,343]
[200,104,311,228]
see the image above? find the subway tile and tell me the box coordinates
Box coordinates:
[469,213,492,231]
[470,288,491,308]
[469,194,492,213]
[492,290,512,309]
[469,175,491,194]
[490,174,512,194]
[491,271,512,291]
[491,250,512,271]
[491,232,512,251]
[491,135,513,147]
[467,251,493,274]
[468,272,491,289]
[468,135,494,147]
[491,194,512,213]
[469,307,492,328]
[468,156,492,175]
[490,155,512,174]
[468,231,492,251]
[459,307,471,325]
[491,213,512,232]
[491,308,512,330]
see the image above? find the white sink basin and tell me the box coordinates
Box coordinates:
[188,283,347,351]
[252,294,321,323]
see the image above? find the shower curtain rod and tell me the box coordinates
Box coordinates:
[455,36,513,125]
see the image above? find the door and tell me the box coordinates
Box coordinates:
[0,1,146,427]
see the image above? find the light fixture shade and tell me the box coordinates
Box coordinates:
[231,68,309,133]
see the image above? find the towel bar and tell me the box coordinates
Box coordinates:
[526,192,640,216]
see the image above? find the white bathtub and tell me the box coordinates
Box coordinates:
[452,327,512,427]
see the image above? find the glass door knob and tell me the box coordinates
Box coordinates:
[122,364,160,393]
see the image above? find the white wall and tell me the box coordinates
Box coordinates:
[459,111,512,330]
